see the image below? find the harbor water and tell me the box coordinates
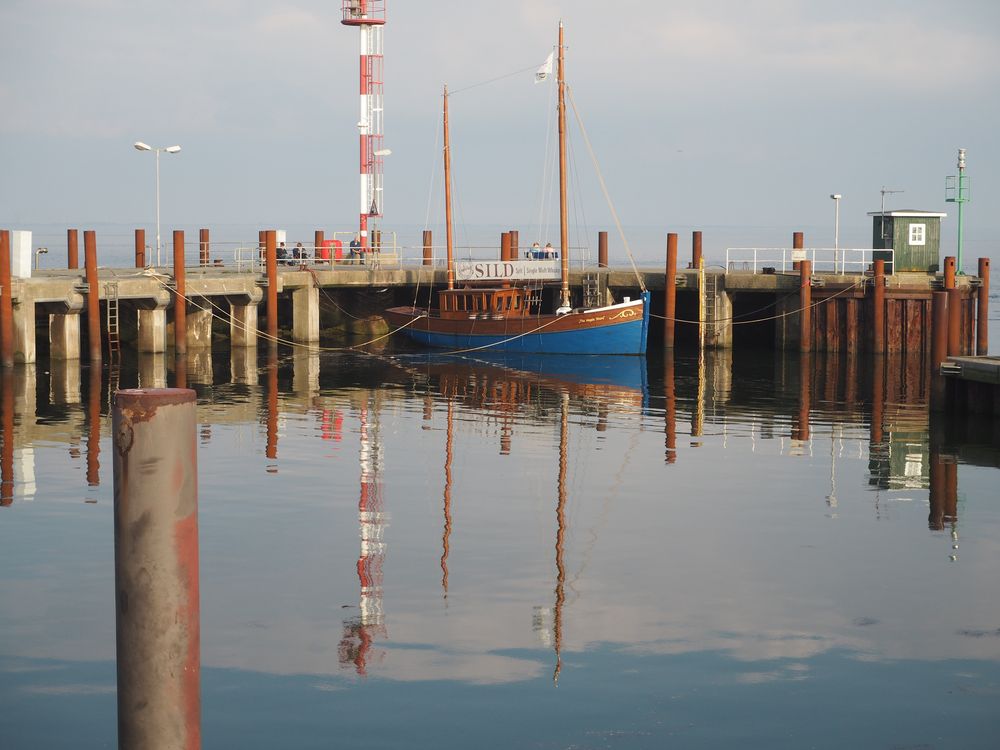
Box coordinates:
[1,331,999,747]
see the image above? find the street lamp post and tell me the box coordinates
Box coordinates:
[830,194,842,273]
[133,142,181,267]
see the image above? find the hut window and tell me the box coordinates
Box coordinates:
[909,223,926,246]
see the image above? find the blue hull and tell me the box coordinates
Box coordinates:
[398,292,651,355]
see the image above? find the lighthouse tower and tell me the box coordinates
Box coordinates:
[341,1,386,252]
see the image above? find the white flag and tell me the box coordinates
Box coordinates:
[535,51,554,83]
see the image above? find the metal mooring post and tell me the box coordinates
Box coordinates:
[113,388,200,750]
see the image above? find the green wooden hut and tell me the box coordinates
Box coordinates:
[869,210,946,273]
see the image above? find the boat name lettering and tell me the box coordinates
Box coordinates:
[455,260,561,282]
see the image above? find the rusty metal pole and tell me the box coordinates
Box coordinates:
[423,230,433,266]
[692,230,703,270]
[947,287,962,357]
[173,230,187,356]
[68,229,80,269]
[509,230,519,260]
[872,259,886,354]
[931,291,949,409]
[500,231,511,262]
[314,230,324,264]
[134,229,146,269]
[792,231,804,271]
[199,228,210,267]
[265,230,278,345]
[0,369,13,505]
[113,388,200,750]
[664,233,678,349]
[87,366,101,486]
[0,230,13,368]
[598,231,608,269]
[943,256,956,289]
[84,230,103,364]
[799,259,812,353]
[977,257,990,355]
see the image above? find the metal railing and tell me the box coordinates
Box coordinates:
[725,247,893,275]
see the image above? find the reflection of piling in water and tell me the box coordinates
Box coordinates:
[441,398,453,596]
[553,393,568,686]
[663,352,676,463]
[928,423,959,532]
[113,388,200,750]
[86,366,101,487]
[1,369,13,505]
[265,351,278,463]
[793,352,811,443]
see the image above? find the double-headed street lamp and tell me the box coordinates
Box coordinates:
[133,141,181,267]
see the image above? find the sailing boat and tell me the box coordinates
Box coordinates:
[384,22,650,355]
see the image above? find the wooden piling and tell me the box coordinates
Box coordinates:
[598,231,608,269]
[664,233,678,349]
[135,229,146,269]
[173,231,187,356]
[872,259,885,354]
[67,229,79,269]
[692,231,702,270]
[799,259,812,353]
[943,256,956,289]
[977,257,990,355]
[0,230,13,368]
[265,230,278,344]
[199,228,210,267]
[423,230,433,266]
[792,232,804,271]
[84,230,102,364]
[113,388,201,750]
[947,287,961,357]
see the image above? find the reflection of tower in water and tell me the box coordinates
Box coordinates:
[339,397,388,676]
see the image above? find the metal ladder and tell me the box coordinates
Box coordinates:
[582,273,601,309]
[104,281,120,358]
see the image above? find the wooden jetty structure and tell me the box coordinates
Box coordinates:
[0,226,990,367]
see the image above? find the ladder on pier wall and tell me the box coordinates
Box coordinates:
[582,273,601,309]
[104,282,121,358]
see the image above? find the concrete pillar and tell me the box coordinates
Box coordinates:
[12,300,36,364]
[49,313,81,360]
[138,353,168,389]
[230,304,258,348]
[292,285,319,344]
[704,276,733,349]
[186,305,214,349]
[138,308,168,353]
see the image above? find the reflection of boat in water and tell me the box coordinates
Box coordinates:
[384,23,650,355]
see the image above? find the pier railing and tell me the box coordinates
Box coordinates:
[725,247,892,275]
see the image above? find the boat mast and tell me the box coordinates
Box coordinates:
[556,21,571,312]
[443,85,455,290]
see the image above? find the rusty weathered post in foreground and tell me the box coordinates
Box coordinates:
[173,230,187,356]
[314,230,325,263]
[68,228,80,269]
[799,259,812,353]
[598,231,608,269]
[663,233,678,349]
[265,230,278,345]
[977,257,990,355]
[113,388,200,750]
[84,230,102,364]
[134,229,145,269]
[872,259,886,355]
[947,287,962,357]
[422,230,433,266]
[692,230,702,270]
[0,230,13,368]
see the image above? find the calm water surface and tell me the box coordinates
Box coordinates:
[1,343,999,749]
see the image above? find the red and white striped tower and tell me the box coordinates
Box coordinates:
[341,1,386,252]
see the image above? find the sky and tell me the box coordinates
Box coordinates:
[1,0,998,264]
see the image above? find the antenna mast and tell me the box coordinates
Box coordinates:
[879,186,904,240]
[342,1,386,252]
